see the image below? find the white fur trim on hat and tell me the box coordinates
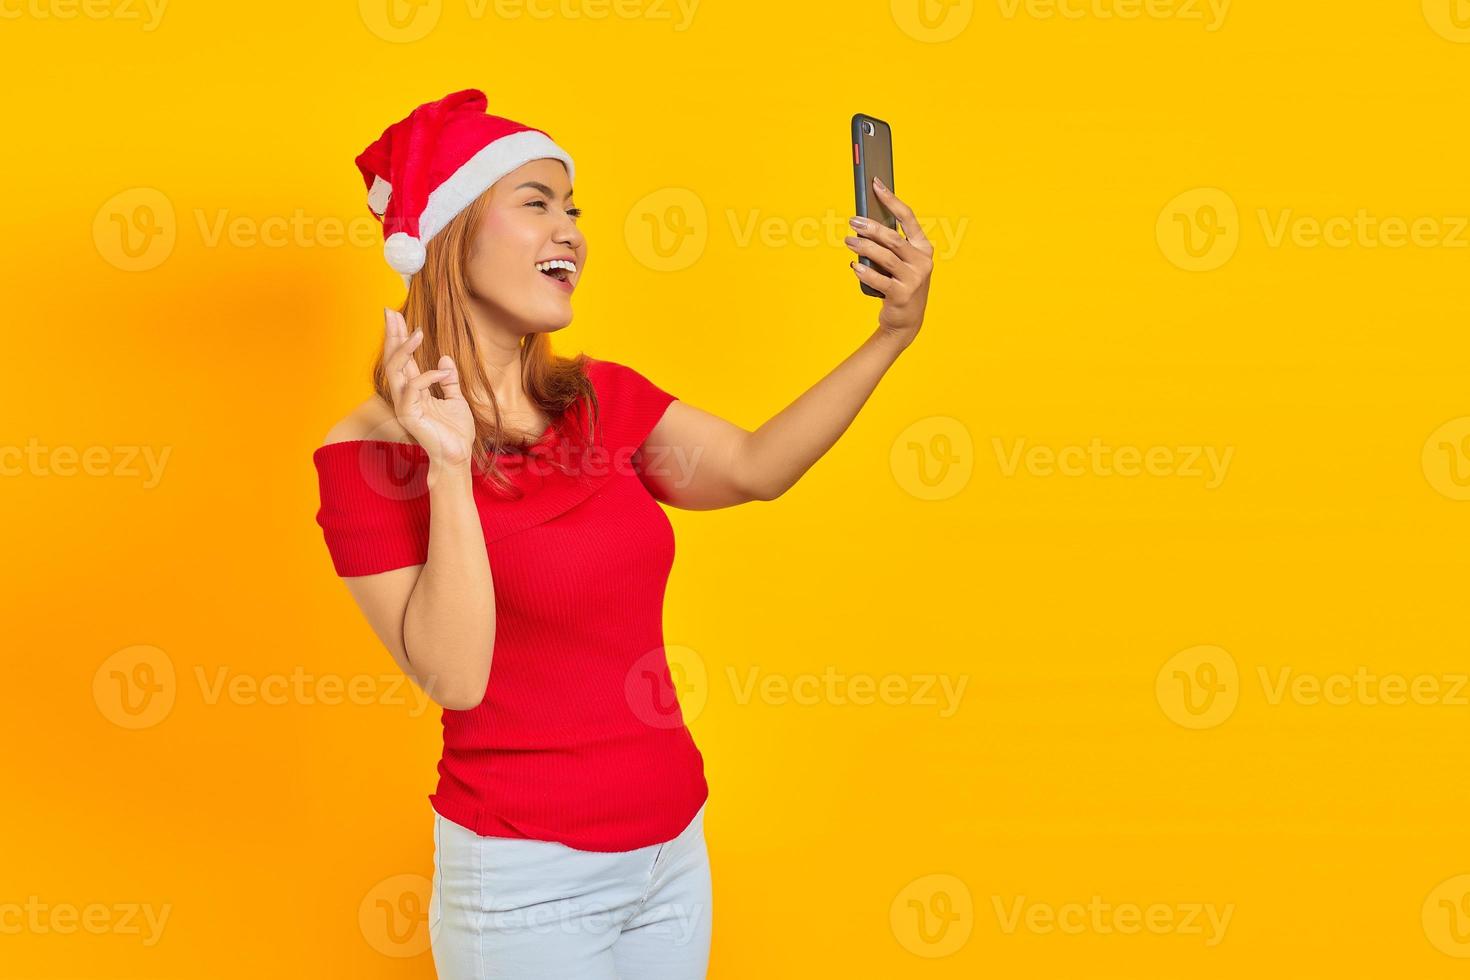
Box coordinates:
[417,129,575,247]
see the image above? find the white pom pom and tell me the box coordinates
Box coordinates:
[383,233,426,276]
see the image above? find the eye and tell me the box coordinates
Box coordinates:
[526,199,583,219]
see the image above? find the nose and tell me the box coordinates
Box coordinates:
[554,211,584,252]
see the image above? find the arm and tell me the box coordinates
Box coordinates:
[327,309,495,711]
[326,443,496,714]
[638,329,911,508]
[329,450,495,713]
[639,177,935,509]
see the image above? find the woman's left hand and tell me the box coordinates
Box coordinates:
[844,177,935,350]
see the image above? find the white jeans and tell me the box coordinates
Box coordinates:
[429,802,711,979]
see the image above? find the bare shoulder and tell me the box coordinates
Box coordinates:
[321,396,417,447]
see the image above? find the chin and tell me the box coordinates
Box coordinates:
[542,303,574,330]
[527,306,574,332]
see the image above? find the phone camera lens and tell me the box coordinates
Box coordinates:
[862,121,875,136]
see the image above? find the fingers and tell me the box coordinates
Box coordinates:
[383,309,425,408]
[850,213,914,258]
[850,213,928,268]
[871,179,934,256]
[435,353,465,401]
[385,330,423,400]
[383,306,410,365]
[391,312,423,382]
[844,236,908,285]
[406,368,452,394]
[850,259,897,296]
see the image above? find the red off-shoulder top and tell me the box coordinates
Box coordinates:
[311,357,708,851]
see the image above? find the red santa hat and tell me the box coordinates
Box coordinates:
[354,88,575,287]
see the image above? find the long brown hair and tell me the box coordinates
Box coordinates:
[370,187,601,497]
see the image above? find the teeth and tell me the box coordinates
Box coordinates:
[535,259,576,275]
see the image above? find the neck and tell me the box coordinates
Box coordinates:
[466,302,537,414]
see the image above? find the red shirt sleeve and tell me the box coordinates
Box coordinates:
[312,440,432,577]
[585,358,679,450]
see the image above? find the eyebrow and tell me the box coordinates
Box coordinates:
[514,181,575,200]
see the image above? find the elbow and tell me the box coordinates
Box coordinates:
[412,657,490,712]
[732,434,787,502]
[746,482,783,503]
[434,676,489,712]
[402,623,493,711]
[733,462,783,502]
[738,471,787,502]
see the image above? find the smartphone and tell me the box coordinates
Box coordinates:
[851,113,895,298]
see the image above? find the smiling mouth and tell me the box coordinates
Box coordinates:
[535,258,577,286]
[539,269,575,292]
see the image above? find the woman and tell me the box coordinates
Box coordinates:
[312,89,933,979]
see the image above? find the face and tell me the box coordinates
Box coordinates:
[465,158,585,334]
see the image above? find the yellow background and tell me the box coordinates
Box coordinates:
[5,0,1470,976]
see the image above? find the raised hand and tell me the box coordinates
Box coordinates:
[382,308,476,469]
[844,176,935,349]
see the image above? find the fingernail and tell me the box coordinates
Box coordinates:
[844,235,859,246]
[849,216,866,228]
[873,176,885,190]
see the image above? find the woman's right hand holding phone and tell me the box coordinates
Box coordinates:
[383,308,476,470]
[845,178,934,351]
